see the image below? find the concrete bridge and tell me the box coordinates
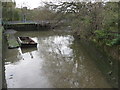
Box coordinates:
[3,21,52,30]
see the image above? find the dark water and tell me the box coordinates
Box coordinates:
[3,30,118,88]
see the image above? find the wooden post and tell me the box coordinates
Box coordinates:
[0,1,2,27]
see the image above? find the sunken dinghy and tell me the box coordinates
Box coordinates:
[17,37,37,48]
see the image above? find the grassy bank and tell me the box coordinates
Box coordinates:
[73,29,120,62]
[91,31,120,62]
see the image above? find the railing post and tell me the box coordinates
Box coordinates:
[0,1,2,27]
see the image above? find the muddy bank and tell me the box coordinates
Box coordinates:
[74,38,119,88]
[73,29,119,63]
[101,45,119,62]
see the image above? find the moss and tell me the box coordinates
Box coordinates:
[8,39,19,47]
[6,34,20,48]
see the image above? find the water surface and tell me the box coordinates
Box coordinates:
[4,30,116,88]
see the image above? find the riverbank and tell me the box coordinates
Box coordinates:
[74,38,119,88]
[96,44,120,62]
[73,31,120,62]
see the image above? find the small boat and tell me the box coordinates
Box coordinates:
[17,37,37,48]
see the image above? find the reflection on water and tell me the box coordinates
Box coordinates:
[4,31,114,88]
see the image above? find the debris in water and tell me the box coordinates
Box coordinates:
[108,60,113,66]
[30,52,33,58]
[10,74,13,76]
[9,77,13,79]
[108,71,112,76]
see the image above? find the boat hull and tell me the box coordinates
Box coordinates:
[20,43,37,48]
[17,37,37,48]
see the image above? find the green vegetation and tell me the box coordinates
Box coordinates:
[6,34,20,48]
[2,1,55,22]
[2,1,119,47]
[44,2,119,47]
[26,6,55,21]
[2,1,21,21]
[94,30,120,46]
[42,1,119,61]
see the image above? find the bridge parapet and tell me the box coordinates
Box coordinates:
[3,21,51,30]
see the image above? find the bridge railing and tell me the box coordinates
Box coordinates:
[3,20,51,25]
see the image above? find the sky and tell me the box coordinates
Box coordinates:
[14,0,119,9]
[14,0,76,9]
[14,0,65,9]
[15,0,45,9]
